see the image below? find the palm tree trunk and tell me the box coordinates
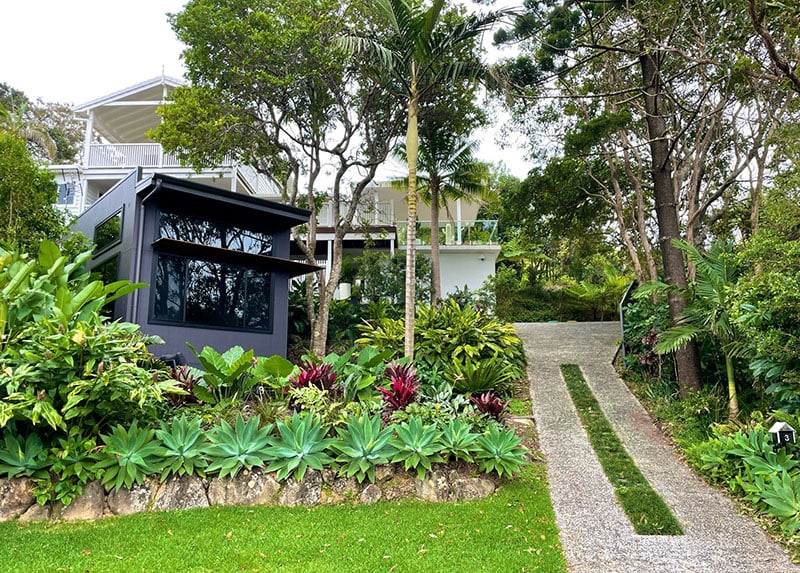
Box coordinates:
[404,73,419,359]
[725,352,739,420]
[429,182,442,304]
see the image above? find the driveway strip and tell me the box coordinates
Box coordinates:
[515,321,798,573]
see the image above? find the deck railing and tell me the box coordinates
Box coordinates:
[316,201,394,227]
[396,220,498,246]
[86,144,231,169]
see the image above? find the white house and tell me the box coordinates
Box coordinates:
[50,76,278,217]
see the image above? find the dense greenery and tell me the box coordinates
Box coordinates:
[0,464,566,573]
[0,243,530,510]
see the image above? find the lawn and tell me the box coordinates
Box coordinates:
[0,464,565,573]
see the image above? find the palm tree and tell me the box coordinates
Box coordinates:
[394,127,489,303]
[649,240,742,419]
[0,101,56,161]
[342,0,501,357]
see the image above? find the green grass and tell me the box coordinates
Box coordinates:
[0,464,566,572]
[561,364,683,535]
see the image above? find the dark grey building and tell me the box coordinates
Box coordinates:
[72,170,318,359]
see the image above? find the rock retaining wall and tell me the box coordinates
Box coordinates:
[0,464,497,523]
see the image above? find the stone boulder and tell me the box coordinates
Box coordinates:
[58,481,105,521]
[207,469,280,506]
[107,480,155,516]
[18,502,50,522]
[0,478,34,522]
[278,470,322,506]
[448,470,495,501]
[359,484,382,504]
[152,475,209,511]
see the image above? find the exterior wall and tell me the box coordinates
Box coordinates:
[436,246,500,295]
[72,172,306,362]
[374,185,481,221]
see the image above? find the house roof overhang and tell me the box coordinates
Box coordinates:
[73,76,184,143]
[137,173,312,230]
[152,238,321,278]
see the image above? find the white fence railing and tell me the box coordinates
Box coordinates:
[316,200,394,227]
[86,144,232,169]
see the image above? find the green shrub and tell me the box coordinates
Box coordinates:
[445,355,516,396]
[389,416,445,479]
[331,412,396,484]
[204,415,272,478]
[439,418,480,463]
[187,344,256,405]
[156,415,208,480]
[0,241,174,439]
[31,428,98,506]
[265,413,334,481]
[475,423,528,478]
[94,421,164,491]
[357,300,526,384]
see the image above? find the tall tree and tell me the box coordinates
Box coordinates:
[343,0,501,357]
[153,0,405,356]
[495,0,798,395]
[0,132,68,252]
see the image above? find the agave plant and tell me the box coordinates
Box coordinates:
[475,423,528,478]
[155,415,208,480]
[439,418,480,463]
[0,432,49,479]
[389,416,445,479]
[93,421,165,491]
[378,362,419,414]
[470,391,510,422]
[332,412,396,483]
[203,415,272,478]
[265,412,334,481]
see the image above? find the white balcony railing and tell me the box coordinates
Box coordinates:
[86,144,233,169]
[316,200,394,227]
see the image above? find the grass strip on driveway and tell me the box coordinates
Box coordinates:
[0,464,566,573]
[561,364,683,535]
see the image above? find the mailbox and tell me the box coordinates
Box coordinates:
[769,422,797,448]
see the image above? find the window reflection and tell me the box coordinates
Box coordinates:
[158,211,273,255]
[153,254,271,331]
[95,210,123,253]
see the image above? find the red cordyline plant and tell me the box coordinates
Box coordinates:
[470,391,509,422]
[378,363,419,413]
[289,359,338,392]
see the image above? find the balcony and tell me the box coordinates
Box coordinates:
[316,200,394,227]
[396,220,498,246]
[86,144,189,169]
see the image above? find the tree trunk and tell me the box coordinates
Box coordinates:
[640,49,702,396]
[429,180,442,304]
[404,73,419,359]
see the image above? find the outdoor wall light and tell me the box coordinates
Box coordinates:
[769,421,797,450]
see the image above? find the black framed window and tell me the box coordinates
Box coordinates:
[158,211,273,255]
[94,209,123,254]
[152,253,272,332]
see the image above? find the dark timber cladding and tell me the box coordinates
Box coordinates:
[72,170,318,361]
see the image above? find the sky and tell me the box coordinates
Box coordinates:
[1,0,533,179]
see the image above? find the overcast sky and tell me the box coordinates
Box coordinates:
[2,0,532,178]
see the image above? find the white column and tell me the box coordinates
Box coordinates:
[456,198,463,245]
[82,110,94,168]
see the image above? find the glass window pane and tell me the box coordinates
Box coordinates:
[154,255,185,321]
[158,210,272,255]
[95,210,123,252]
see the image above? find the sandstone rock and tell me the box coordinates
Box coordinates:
[416,470,452,502]
[359,484,382,504]
[321,468,338,486]
[18,502,50,522]
[449,471,495,501]
[207,469,280,506]
[0,478,34,522]
[107,480,154,516]
[278,470,322,506]
[330,476,360,499]
[152,475,209,511]
[374,464,396,483]
[59,481,105,521]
